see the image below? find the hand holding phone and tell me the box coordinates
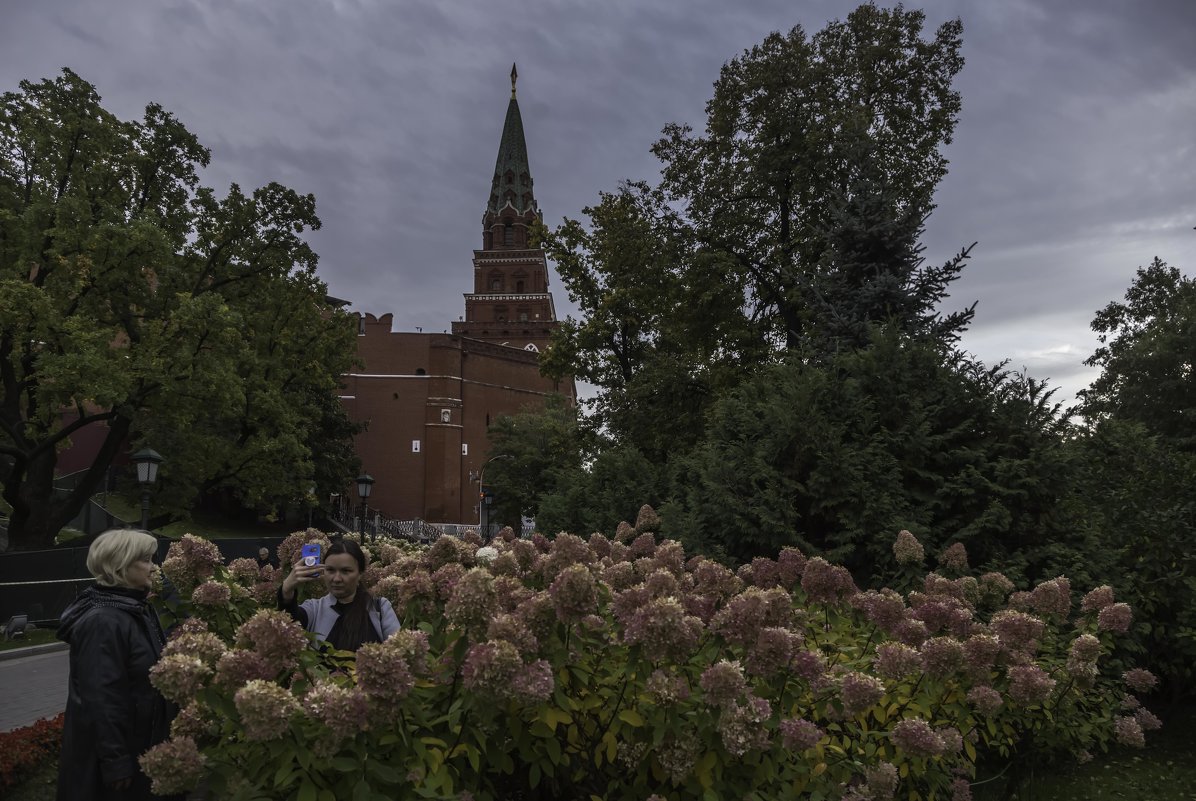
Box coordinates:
[282,543,323,601]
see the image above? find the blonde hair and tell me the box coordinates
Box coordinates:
[87,529,158,588]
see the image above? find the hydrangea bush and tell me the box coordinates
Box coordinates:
[142,520,1158,801]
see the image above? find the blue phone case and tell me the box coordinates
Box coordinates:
[300,543,321,567]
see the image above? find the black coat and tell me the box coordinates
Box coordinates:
[56,584,177,801]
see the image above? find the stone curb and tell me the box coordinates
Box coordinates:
[0,641,68,662]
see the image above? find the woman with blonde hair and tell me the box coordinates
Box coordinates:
[57,528,179,801]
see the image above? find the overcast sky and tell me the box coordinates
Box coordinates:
[2,0,1193,408]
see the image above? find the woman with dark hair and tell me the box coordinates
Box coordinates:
[279,538,400,650]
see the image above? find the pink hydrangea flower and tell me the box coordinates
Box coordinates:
[853,589,907,632]
[951,778,973,801]
[1122,668,1158,693]
[1097,603,1133,634]
[790,650,828,684]
[939,543,969,573]
[538,533,596,584]
[162,631,227,667]
[191,580,232,607]
[622,596,703,662]
[234,609,308,673]
[990,610,1046,652]
[891,718,944,757]
[874,642,924,679]
[801,557,858,605]
[893,530,925,566]
[510,659,555,703]
[462,640,522,698]
[1113,715,1145,747]
[1080,585,1115,613]
[1069,633,1101,664]
[356,641,415,704]
[549,563,598,622]
[967,685,1003,715]
[779,718,823,751]
[710,587,791,647]
[840,672,885,715]
[691,558,744,600]
[746,627,802,678]
[228,558,261,584]
[920,637,964,678]
[1134,707,1162,731]
[646,669,691,704]
[1007,664,1056,705]
[304,679,370,740]
[962,633,1001,675]
[139,736,206,796]
[445,568,497,632]
[977,572,1015,605]
[213,649,276,689]
[234,680,300,741]
[699,660,747,706]
[170,701,217,740]
[717,696,771,756]
[1029,576,1072,620]
[150,654,212,704]
[161,534,224,594]
[776,547,807,589]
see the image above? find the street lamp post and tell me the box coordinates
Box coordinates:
[132,448,164,530]
[356,473,374,540]
[476,454,513,541]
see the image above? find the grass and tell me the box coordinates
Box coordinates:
[972,702,1196,801]
[0,628,57,653]
[93,495,293,540]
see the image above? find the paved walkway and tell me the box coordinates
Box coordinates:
[0,646,69,731]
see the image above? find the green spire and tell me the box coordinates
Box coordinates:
[487,63,536,216]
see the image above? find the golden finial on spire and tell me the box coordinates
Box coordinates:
[510,63,518,98]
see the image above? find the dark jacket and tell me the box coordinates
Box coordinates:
[56,584,176,801]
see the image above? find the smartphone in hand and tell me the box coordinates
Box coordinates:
[300,543,322,575]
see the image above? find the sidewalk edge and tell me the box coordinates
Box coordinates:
[0,641,68,662]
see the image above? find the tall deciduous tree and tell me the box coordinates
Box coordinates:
[1080,257,1196,449]
[652,3,969,352]
[0,69,359,549]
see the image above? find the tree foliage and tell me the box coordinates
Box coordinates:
[652,3,969,352]
[1080,257,1196,450]
[666,328,1082,585]
[484,396,584,531]
[1072,259,1196,694]
[0,69,359,548]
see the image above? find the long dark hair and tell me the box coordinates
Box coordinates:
[326,538,375,649]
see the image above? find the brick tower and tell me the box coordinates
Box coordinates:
[452,64,558,352]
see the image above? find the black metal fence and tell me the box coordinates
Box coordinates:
[0,536,287,625]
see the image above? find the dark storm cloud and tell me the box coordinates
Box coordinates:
[1,0,1192,405]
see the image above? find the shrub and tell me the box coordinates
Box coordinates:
[0,714,63,791]
[145,526,1157,800]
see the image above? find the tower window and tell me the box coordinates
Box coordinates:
[516,280,524,293]
[490,278,501,290]
[504,224,514,246]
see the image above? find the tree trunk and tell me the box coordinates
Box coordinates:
[5,415,131,550]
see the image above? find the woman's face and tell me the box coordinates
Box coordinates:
[125,556,155,591]
[323,553,362,601]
